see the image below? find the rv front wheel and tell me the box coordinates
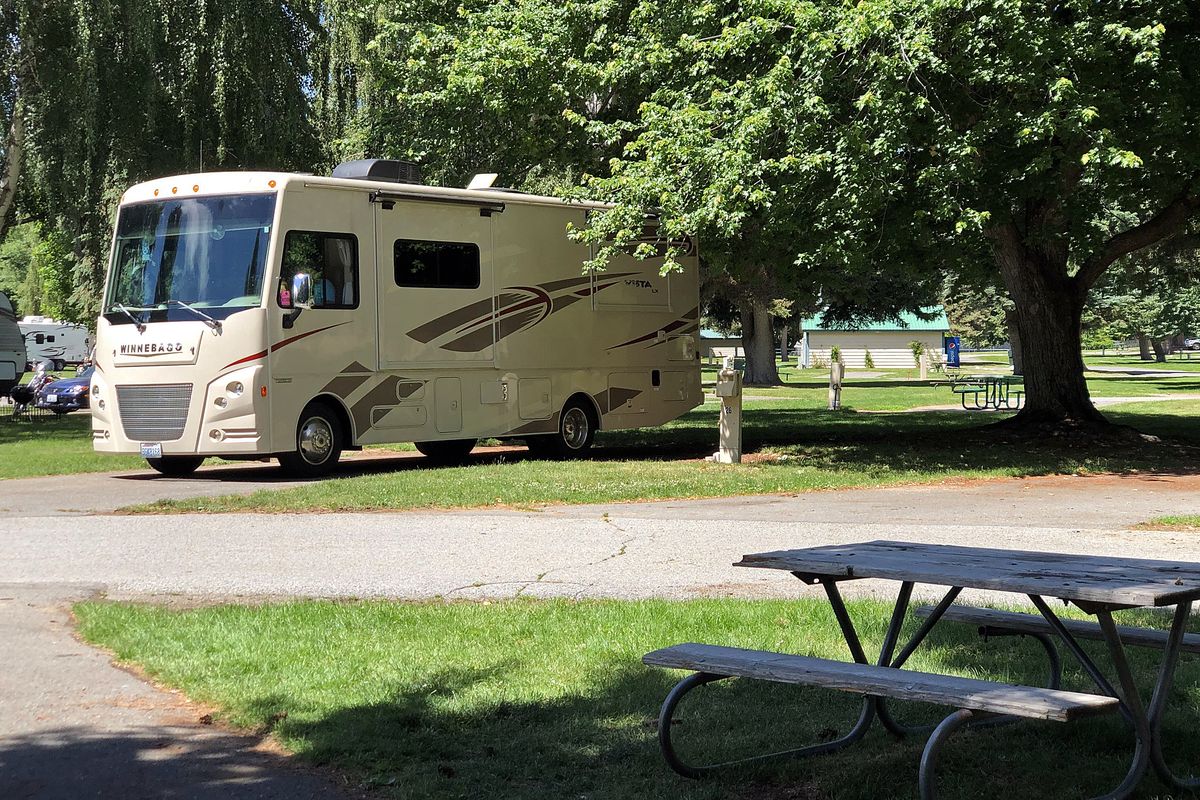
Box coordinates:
[279,402,344,477]
[146,456,204,477]
[527,401,595,459]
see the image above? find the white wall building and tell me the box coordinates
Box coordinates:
[800,309,951,369]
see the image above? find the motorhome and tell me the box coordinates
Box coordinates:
[0,292,25,396]
[91,160,701,476]
[20,317,93,370]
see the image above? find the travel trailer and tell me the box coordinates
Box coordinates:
[20,317,93,370]
[91,161,701,476]
[0,292,25,396]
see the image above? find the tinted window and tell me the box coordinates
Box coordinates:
[394,239,480,289]
[280,232,359,308]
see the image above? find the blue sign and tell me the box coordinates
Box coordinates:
[944,336,961,367]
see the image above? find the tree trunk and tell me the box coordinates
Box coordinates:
[0,103,23,240]
[1138,333,1153,361]
[779,325,788,366]
[994,233,1104,427]
[739,298,780,385]
[1151,338,1168,363]
[1005,309,1024,375]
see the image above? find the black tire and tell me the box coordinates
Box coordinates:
[52,359,65,371]
[414,439,477,464]
[278,402,344,477]
[526,400,596,459]
[146,456,204,477]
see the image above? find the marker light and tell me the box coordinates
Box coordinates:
[153,189,160,197]
[268,180,277,189]
[193,184,200,192]
[260,386,268,398]
[171,186,178,194]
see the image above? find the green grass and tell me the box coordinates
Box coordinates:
[74,597,1200,800]
[1085,352,1200,371]
[125,399,1200,514]
[1137,515,1200,531]
[0,413,143,479]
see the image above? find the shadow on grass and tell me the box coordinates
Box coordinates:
[81,628,1192,800]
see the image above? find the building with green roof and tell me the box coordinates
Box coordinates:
[799,307,951,369]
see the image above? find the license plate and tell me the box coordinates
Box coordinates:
[45,394,57,403]
[140,442,163,459]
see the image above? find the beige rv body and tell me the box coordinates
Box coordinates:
[91,171,701,462]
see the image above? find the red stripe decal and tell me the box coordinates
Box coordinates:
[222,322,350,370]
[223,349,268,370]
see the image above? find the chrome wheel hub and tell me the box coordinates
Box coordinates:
[299,417,334,464]
[561,407,589,450]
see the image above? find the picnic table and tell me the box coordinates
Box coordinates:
[951,374,1023,409]
[643,541,1200,799]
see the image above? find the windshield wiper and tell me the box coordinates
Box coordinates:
[112,303,146,333]
[168,300,223,332]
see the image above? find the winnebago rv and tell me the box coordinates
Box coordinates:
[92,161,701,476]
[20,317,92,370]
[0,292,25,396]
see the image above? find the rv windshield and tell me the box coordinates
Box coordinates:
[105,194,276,324]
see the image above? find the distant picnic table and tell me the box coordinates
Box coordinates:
[951,373,1023,410]
[644,540,1200,798]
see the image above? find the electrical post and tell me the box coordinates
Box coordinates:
[712,357,742,463]
[828,359,844,410]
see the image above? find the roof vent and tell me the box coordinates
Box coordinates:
[332,159,421,185]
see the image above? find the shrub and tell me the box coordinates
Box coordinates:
[909,340,925,367]
[863,349,875,369]
[812,354,828,369]
[830,345,842,364]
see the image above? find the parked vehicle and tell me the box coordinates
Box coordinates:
[1183,338,1200,351]
[0,292,25,397]
[9,361,55,412]
[20,317,92,370]
[91,160,702,477]
[36,365,94,414]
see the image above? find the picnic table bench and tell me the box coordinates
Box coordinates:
[643,541,1200,799]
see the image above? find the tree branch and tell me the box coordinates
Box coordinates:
[1076,179,1200,290]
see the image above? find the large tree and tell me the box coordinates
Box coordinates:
[578,1,1200,428]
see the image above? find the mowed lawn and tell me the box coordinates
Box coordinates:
[126,397,1200,514]
[0,412,143,479]
[75,598,1200,800]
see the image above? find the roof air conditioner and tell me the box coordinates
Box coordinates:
[332,159,422,185]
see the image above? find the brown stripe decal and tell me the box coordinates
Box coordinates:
[321,374,370,398]
[405,272,640,352]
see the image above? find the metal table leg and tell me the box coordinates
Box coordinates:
[1028,594,1195,800]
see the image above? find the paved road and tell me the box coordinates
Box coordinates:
[5,470,1200,798]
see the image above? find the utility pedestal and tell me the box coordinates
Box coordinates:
[828,360,844,410]
[713,358,743,464]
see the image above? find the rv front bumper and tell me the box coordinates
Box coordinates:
[91,364,270,456]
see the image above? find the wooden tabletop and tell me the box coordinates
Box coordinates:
[736,540,1200,608]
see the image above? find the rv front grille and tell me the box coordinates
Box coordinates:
[116,384,193,442]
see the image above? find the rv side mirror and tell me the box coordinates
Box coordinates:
[291,273,314,309]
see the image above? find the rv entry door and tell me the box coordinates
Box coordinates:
[376,201,495,367]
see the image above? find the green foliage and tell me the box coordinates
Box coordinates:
[863,349,875,370]
[829,345,842,364]
[909,340,925,367]
[0,222,77,320]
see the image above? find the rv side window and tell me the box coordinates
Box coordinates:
[280,232,359,309]
[394,240,480,289]
[35,334,44,344]
[47,335,55,342]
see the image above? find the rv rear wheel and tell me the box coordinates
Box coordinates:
[526,400,595,459]
[414,439,477,464]
[146,456,204,477]
[279,402,344,477]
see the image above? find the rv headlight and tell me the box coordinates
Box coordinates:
[214,397,228,409]
[226,381,244,398]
